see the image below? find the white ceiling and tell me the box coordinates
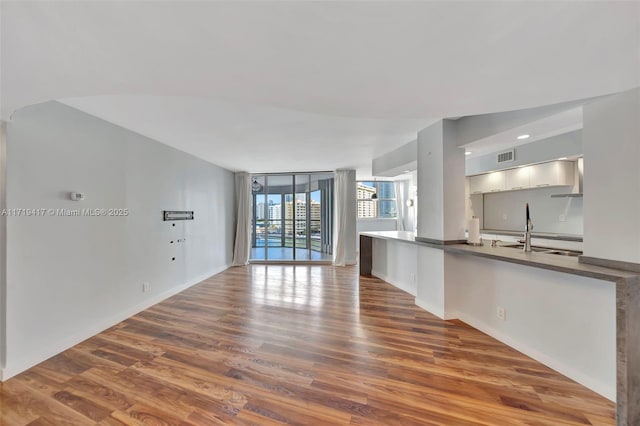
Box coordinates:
[464,106,584,158]
[2,1,639,174]
[59,95,434,173]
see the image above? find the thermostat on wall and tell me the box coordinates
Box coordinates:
[69,192,85,201]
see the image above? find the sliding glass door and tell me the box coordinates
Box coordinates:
[250,173,333,262]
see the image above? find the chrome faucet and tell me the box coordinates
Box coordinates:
[522,203,533,252]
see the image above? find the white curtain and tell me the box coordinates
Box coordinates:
[232,172,252,266]
[394,180,407,232]
[333,169,357,266]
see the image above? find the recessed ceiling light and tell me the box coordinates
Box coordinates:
[517,134,530,140]
[465,151,472,155]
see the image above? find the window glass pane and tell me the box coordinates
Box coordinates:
[358,200,377,218]
[284,194,294,220]
[357,181,376,200]
[310,220,321,251]
[310,190,321,222]
[378,182,395,199]
[252,177,266,255]
[378,200,397,218]
[295,175,310,253]
[284,221,294,248]
[251,173,334,261]
[266,220,282,246]
[266,194,282,221]
[295,220,308,249]
[310,190,321,249]
[254,193,266,247]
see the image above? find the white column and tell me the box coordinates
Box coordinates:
[415,120,466,319]
[0,121,6,377]
[583,88,640,265]
[574,88,640,424]
[417,120,466,241]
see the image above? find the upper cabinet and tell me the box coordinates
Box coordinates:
[469,170,506,194]
[505,166,531,190]
[468,160,574,194]
[468,175,484,195]
[529,161,574,187]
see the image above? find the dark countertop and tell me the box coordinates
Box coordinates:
[360,231,636,282]
[437,243,635,282]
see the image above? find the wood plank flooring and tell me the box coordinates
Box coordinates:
[1,265,615,425]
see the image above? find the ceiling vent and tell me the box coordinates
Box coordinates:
[497,149,515,164]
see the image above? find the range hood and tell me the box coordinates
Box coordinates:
[551,158,583,198]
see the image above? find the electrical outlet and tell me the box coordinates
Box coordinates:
[559,214,565,222]
[142,282,150,293]
[502,213,508,220]
[409,272,416,284]
[496,306,506,321]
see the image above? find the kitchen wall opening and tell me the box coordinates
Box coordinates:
[466,159,584,236]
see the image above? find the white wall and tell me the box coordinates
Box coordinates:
[357,218,397,234]
[483,186,583,235]
[448,253,616,400]
[417,122,444,239]
[3,101,235,379]
[371,238,417,296]
[583,88,640,263]
[372,139,417,177]
[0,122,6,377]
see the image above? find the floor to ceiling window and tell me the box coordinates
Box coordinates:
[250,173,334,262]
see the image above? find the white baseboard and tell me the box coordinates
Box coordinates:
[409,300,615,401]
[414,296,445,319]
[371,270,417,297]
[1,265,229,381]
[456,312,616,402]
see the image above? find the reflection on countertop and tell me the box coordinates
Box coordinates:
[481,229,583,242]
[359,230,417,243]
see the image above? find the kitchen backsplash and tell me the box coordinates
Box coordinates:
[477,186,583,235]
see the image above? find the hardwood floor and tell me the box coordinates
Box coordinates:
[1,265,615,425]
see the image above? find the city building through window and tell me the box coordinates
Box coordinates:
[357,181,397,219]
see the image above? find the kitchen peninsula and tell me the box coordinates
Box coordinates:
[359,230,638,424]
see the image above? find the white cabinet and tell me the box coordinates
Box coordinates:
[529,161,574,187]
[469,171,506,194]
[467,160,575,194]
[505,167,531,190]
[484,171,507,192]
[468,175,485,195]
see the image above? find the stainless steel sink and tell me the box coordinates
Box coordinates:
[501,244,582,257]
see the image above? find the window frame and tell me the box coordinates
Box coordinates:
[356,180,397,219]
